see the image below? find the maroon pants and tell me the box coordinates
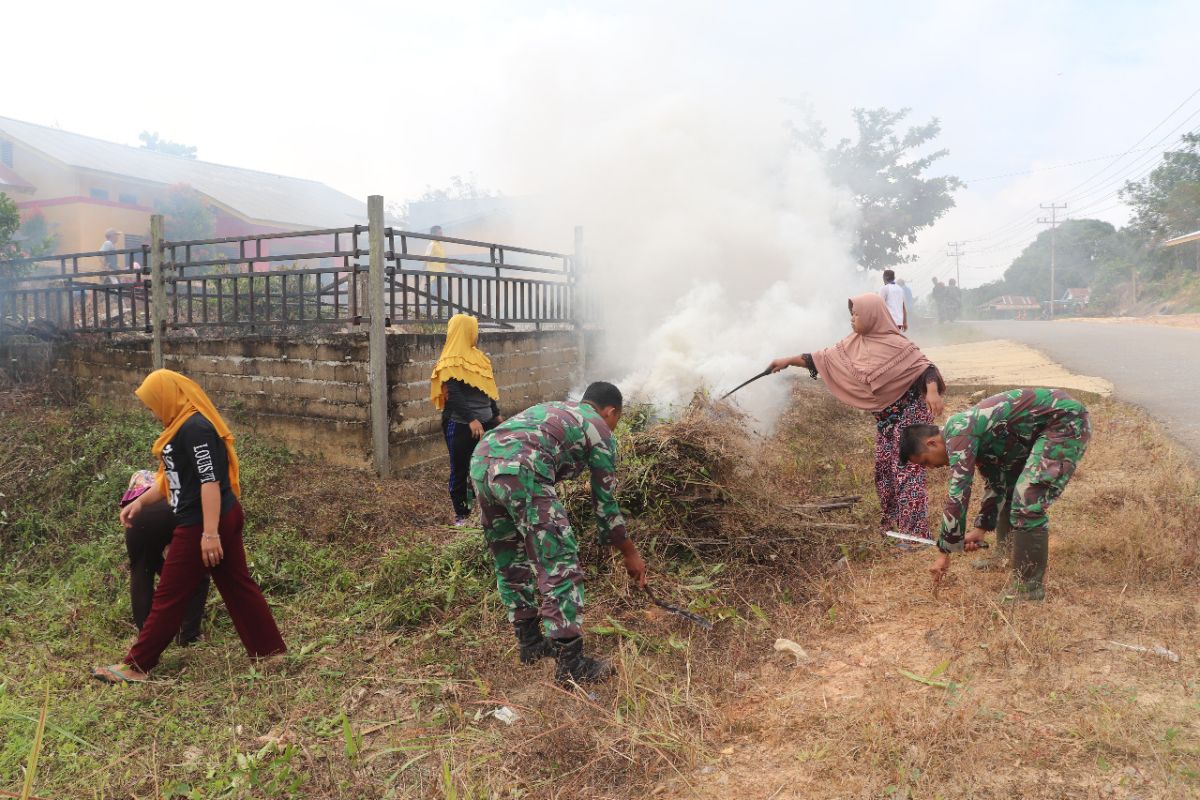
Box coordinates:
[125,502,285,672]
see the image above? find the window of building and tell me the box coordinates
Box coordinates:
[118,192,137,205]
[89,188,110,200]
[0,140,12,168]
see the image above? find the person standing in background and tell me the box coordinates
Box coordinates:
[898,279,915,324]
[100,228,120,270]
[425,225,449,315]
[931,278,947,324]
[946,279,963,322]
[879,269,907,332]
[431,314,503,526]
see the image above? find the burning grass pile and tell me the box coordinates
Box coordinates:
[565,394,863,565]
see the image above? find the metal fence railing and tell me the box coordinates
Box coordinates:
[382,229,574,329]
[0,246,152,334]
[164,226,367,331]
[0,215,579,336]
[0,196,585,477]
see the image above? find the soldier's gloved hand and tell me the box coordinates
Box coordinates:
[964,528,988,551]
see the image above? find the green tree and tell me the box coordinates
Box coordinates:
[999,219,1116,299]
[1089,227,1157,312]
[1121,132,1200,242]
[800,108,963,271]
[391,173,498,226]
[16,212,59,259]
[139,131,198,159]
[0,192,19,262]
[157,184,216,241]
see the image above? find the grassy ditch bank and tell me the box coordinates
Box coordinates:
[0,386,874,799]
[3,385,1196,799]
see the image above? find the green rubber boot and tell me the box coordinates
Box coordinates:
[1000,527,1048,602]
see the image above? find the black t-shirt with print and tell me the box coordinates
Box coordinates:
[162,413,235,527]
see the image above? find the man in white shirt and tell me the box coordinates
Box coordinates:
[879,269,907,331]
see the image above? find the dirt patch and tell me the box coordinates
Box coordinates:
[1059,314,1200,331]
[924,339,1113,395]
[651,391,1200,800]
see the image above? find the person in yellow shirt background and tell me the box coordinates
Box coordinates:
[425,225,450,314]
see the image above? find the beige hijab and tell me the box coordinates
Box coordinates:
[810,293,936,412]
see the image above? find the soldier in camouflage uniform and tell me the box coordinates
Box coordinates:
[470,381,647,684]
[900,388,1091,601]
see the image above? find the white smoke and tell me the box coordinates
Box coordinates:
[474,13,866,426]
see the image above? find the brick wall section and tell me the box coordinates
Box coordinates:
[387,330,581,469]
[61,334,372,469]
[41,328,580,473]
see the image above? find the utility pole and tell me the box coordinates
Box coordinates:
[1038,203,1067,318]
[946,241,966,288]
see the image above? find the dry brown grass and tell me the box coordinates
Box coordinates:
[6,384,1197,799]
[656,387,1200,800]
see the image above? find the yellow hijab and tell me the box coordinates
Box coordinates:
[430,314,499,409]
[135,369,241,500]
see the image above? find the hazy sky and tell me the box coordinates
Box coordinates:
[7,0,1199,289]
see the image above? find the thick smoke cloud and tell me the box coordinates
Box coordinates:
[478,14,867,425]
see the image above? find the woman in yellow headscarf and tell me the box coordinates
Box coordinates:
[92,369,285,683]
[432,314,502,525]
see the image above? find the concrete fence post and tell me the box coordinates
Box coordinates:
[149,214,166,370]
[572,225,587,388]
[367,195,391,477]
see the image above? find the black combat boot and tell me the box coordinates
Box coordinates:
[552,636,613,685]
[514,618,554,665]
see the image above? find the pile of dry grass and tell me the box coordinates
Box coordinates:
[565,394,862,564]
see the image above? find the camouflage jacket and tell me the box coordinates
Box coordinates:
[938,388,1087,552]
[474,401,627,545]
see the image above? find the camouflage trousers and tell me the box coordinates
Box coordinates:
[1008,411,1092,533]
[471,461,585,640]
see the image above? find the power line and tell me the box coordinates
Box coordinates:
[1054,86,1200,204]
[927,118,1200,271]
[1038,203,1067,317]
[946,241,967,288]
[1058,117,1200,212]
[963,146,1158,183]
[958,84,1200,245]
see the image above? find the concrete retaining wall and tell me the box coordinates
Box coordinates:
[31,329,580,473]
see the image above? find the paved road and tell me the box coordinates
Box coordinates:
[958,320,1200,455]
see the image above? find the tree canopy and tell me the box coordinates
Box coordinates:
[801,107,962,271]
[999,219,1116,298]
[0,192,19,261]
[139,131,198,159]
[156,185,215,241]
[1121,132,1200,242]
[391,174,499,227]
